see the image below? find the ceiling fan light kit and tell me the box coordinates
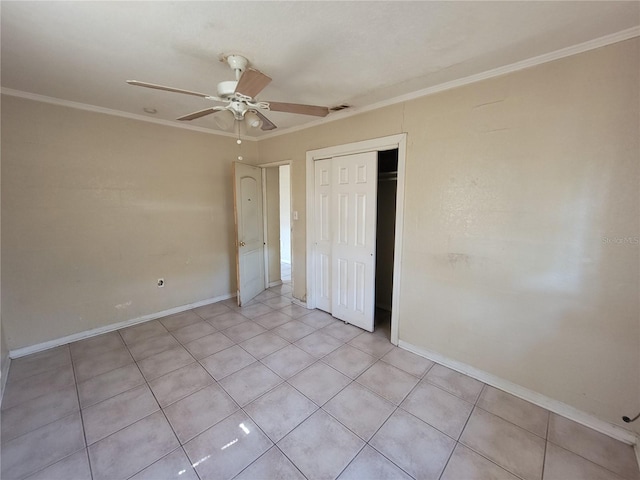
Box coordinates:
[126,54,329,134]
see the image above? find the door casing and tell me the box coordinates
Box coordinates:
[306,134,407,346]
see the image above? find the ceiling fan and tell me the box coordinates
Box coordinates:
[127,54,329,132]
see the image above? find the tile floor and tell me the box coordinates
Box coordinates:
[2,282,639,480]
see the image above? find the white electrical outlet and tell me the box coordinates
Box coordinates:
[157,278,165,288]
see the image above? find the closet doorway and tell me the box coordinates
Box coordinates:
[305,134,406,345]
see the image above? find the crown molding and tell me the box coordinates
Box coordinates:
[0,88,258,141]
[2,26,637,143]
[259,26,640,141]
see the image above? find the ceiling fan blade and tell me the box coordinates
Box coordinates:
[235,68,272,98]
[267,101,329,117]
[177,107,223,121]
[127,80,213,99]
[252,110,277,131]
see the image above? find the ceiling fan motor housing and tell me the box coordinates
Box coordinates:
[217,80,238,99]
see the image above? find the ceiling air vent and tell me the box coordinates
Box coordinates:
[329,104,352,112]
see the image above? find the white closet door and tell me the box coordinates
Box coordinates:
[331,151,378,331]
[314,159,333,312]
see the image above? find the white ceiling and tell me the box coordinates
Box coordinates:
[2,1,638,138]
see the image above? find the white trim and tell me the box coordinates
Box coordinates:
[399,340,639,447]
[305,134,406,346]
[259,26,640,141]
[9,293,235,359]
[268,280,283,288]
[0,88,257,141]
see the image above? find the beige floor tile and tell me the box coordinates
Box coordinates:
[441,444,520,480]
[323,382,396,441]
[1,383,79,444]
[2,364,76,409]
[278,304,311,320]
[238,303,275,319]
[477,385,549,438]
[240,332,289,359]
[294,331,343,358]
[219,362,283,406]
[25,448,92,480]
[129,448,199,480]
[70,333,124,362]
[319,322,364,343]
[544,442,625,480]
[73,345,134,382]
[288,362,351,406]
[158,310,203,332]
[137,345,195,381]
[425,364,484,403]
[370,409,455,480]
[119,320,168,345]
[170,321,216,344]
[184,411,273,480]
[271,320,316,342]
[149,363,214,407]
[7,346,71,384]
[381,347,434,378]
[235,446,305,480]
[128,333,180,361]
[88,410,178,480]
[262,296,294,310]
[356,361,419,405]
[547,414,639,480]
[460,407,545,480]
[323,344,377,379]
[261,344,316,379]
[77,363,145,408]
[206,311,250,330]
[164,384,239,443]
[254,310,293,329]
[401,382,473,439]
[255,290,280,302]
[193,301,232,320]
[245,383,318,442]
[298,310,336,329]
[220,297,241,310]
[184,332,235,359]
[338,445,413,480]
[200,345,257,380]
[348,332,395,358]
[222,321,268,343]
[278,410,365,480]
[1,412,85,480]
[82,384,159,445]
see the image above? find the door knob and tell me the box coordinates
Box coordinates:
[239,241,246,247]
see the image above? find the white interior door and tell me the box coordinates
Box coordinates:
[314,159,333,312]
[331,151,378,331]
[233,162,265,306]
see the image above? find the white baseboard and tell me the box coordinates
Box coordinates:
[399,340,639,447]
[9,293,235,359]
[268,280,283,288]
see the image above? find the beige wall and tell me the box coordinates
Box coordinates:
[257,38,640,433]
[1,96,256,349]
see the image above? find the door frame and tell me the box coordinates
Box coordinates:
[259,160,292,289]
[305,134,407,346]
